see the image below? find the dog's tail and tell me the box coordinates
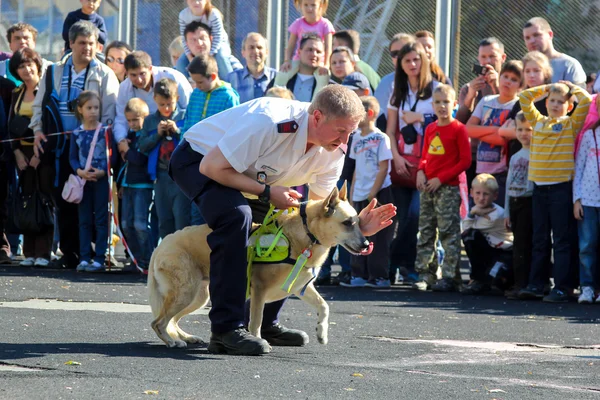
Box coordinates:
[147,251,162,319]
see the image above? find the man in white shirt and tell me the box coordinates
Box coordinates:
[169,85,396,355]
[114,51,192,149]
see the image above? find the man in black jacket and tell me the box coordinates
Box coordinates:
[0,76,17,263]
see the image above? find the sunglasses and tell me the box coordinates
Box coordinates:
[390,50,401,58]
[106,56,125,64]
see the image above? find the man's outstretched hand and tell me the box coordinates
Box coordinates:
[358,199,396,237]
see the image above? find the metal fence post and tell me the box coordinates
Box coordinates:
[118,0,133,45]
[435,0,452,77]
[267,0,285,70]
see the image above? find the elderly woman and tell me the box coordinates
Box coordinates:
[104,40,133,82]
[8,47,54,267]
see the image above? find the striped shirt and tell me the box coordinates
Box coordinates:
[179,8,230,57]
[182,82,240,133]
[59,58,91,132]
[519,84,591,184]
[227,66,276,104]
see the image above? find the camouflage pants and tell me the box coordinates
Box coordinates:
[414,185,461,280]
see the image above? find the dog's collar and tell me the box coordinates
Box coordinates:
[299,202,321,246]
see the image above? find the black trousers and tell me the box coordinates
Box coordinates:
[169,141,285,333]
[51,140,80,265]
[509,196,532,289]
[351,187,394,280]
[463,229,513,287]
[0,164,11,256]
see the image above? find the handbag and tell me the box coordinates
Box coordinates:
[62,123,102,204]
[8,114,31,138]
[390,128,423,188]
[12,174,54,235]
[391,98,423,188]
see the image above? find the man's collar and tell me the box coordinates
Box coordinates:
[243,65,266,79]
[66,54,96,71]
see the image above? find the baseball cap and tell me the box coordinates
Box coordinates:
[341,72,371,95]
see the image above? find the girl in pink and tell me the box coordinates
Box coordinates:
[281,0,334,73]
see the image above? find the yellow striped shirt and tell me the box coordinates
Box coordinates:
[518,85,591,183]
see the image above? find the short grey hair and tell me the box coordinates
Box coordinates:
[308,85,365,122]
[242,32,268,51]
[69,20,99,43]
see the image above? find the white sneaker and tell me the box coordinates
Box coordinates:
[340,277,368,288]
[85,261,105,272]
[34,258,50,267]
[19,257,35,267]
[578,286,594,304]
[76,261,89,272]
[51,252,59,261]
[595,293,600,304]
[365,278,392,288]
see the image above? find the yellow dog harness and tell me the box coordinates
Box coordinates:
[245,204,320,298]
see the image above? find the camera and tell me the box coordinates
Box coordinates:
[472,63,487,76]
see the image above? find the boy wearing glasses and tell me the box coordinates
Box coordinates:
[62,0,108,53]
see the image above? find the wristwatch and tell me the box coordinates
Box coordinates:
[258,184,271,204]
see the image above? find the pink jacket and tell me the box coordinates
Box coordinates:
[575,94,598,157]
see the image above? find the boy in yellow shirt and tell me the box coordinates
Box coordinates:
[518,81,591,303]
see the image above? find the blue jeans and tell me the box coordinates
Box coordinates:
[154,169,191,239]
[78,176,109,264]
[175,47,235,81]
[577,206,600,288]
[530,182,578,291]
[121,187,153,267]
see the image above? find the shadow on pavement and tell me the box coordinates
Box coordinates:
[0,341,219,362]
[312,286,600,325]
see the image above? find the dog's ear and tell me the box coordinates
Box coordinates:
[339,181,348,201]
[323,186,340,217]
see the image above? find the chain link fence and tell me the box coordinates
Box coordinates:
[1,0,599,90]
[455,0,600,88]
[0,0,119,61]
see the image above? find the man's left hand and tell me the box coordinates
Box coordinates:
[358,199,396,237]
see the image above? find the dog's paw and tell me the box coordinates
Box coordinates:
[167,339,188,349]
[317,336,328,345]
[183,335,205,344]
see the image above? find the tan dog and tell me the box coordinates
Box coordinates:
[148,184,370,348]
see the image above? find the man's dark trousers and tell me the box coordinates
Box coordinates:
[169,141,285,333]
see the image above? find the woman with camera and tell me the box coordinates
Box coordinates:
[385,41,440,289]
[9,48,54,267]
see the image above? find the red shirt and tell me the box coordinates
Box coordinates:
[418,119,472,186]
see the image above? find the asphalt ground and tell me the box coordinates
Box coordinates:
[0,262,599,400]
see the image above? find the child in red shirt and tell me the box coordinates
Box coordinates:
[413,84,472,292]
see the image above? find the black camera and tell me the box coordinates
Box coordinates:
[472,63,487,76]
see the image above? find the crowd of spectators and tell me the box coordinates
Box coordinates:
[0,0,598,304]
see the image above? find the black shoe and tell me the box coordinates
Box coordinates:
[431,278,459,292]
[518,285,544,300]
[207,328,271,355]
[0,251,12,265]
[461,280,491,295]
[314,274,332,286]
[332,271,351,286]
[543,288,570,303]
[261,323,309,346]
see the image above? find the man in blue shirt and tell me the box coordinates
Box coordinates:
[227,33,276,104]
